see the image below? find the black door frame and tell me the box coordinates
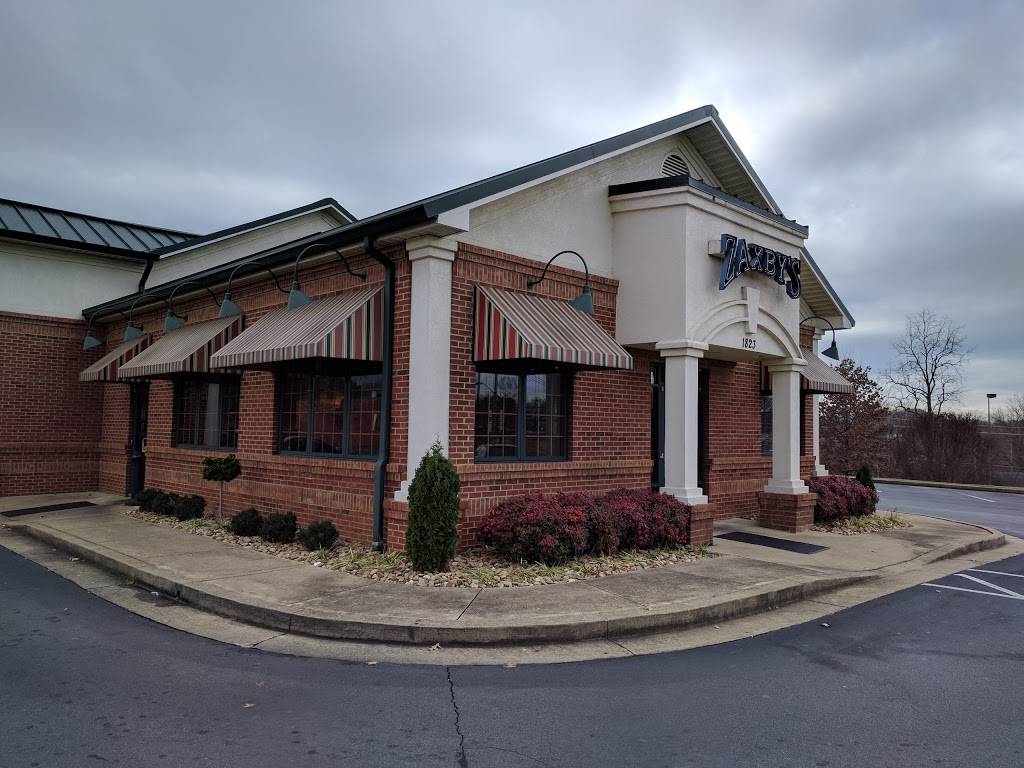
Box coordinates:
[127,382,149,498]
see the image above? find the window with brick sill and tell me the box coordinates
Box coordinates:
[276,366,382,459]
[475,367,570,462]
[173,375,241,450]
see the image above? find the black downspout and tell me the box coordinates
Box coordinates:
[137,257,155,294]
[363,236,394,552]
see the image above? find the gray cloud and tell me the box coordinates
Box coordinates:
[2,0,1021,412]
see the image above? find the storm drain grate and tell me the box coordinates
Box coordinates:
[1,501,97,518]
[715,530,828,554]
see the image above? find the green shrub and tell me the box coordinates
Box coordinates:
[150,492,177,516]
[297,520,339,551]
[133,487,163,512]
[202,454,241,521]
[173,494,206,521]
[855,464,876,492]
[260,512,297,543]
[229,508,263,537]
[406,441,461,572]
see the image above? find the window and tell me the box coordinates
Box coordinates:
[760,394,773,457]
[475,370,569,461]
[173,376,241,450]
[278,371,382,458]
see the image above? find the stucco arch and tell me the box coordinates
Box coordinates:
[691,297,802,359]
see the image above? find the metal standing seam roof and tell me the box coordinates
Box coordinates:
[210,287,384,368]
[474,285,633,370]
[0,197,196,254]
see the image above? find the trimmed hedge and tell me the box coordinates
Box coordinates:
[261,512,297,543]
[807,475,879,523]
[297,520,339,551]
[480,489,693,565]
[151,492,179,517]
[229,508,263,537]
[173,494,207,521]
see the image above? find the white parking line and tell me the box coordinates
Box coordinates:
[922,583,1024,600]
[957,573,1024,598]
[968,568,1024,579]
[961,492,995,503]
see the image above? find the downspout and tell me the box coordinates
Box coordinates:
[363,236,395,552]
[137,257,155,294]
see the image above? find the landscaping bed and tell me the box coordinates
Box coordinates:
[122,507,710,588]
[813,511,910,535]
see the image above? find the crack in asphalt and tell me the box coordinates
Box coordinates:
[446,666,468,767]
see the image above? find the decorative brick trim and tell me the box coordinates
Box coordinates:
[757,491,817,532]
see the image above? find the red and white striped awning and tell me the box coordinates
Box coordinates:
[118,316,243,378]
[474,285,632,370]
[78,336,152,382]
[761,356,854,395]
[209,287,383,369]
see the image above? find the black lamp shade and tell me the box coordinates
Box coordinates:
[219,294,242,318]
[83,334,102,351]
[287,282,312,310]
[822,340,840,360]
[568,286,594,315]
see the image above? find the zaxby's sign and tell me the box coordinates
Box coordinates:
[717,233,801,299]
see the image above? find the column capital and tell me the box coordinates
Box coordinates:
[406,236,457,263]
[765,357,807,373]
[655,339,708,358]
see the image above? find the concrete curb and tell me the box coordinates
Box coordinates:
[9,522,876,646]
[877,478,1024,495]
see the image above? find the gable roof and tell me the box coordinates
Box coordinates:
[0,197,195,260]
[148,197,357,257]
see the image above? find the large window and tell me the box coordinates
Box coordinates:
[760,394,773,457]
[173,376,240,450]
[278,371,382,458]
[475,370,569,461]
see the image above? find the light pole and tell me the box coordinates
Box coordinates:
[987,393,997,424]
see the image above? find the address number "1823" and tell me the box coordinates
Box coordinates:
[742,337,757,350]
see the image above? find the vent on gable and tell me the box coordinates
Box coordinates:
[661,153,690,178]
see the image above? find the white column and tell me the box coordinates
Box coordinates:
[811,332,828,476]
[765,359,809,494]
[397,236,455,500]
[656,339,708,505]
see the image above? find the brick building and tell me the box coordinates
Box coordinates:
[0,105,853,549]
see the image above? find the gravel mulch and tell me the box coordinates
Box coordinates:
[123,508,712,588]
[812,512,910,535]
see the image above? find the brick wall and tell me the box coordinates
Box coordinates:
[0,311,104,495]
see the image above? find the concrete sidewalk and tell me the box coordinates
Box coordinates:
[0,495,1008,647]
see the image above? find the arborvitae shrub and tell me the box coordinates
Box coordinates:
[297,520,340,551]
[229,508,263,537]
[405,441,461,572]
[855,463,877,492]
[260,512,297,543]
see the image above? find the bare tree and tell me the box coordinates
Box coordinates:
[1001,392,1024,424]
[884,309,970,414]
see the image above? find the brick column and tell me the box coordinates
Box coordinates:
[687,503,714,546]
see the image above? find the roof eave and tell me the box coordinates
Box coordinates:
[801,247,855,329]
[0,231,155,263]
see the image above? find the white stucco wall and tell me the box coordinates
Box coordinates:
[147,210,344,287]
[611,186,806,359]
[0,241,144,318]
[456,135,721,277]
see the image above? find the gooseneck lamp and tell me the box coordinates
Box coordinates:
[163,281,222,333]
[82,313,103,351]
[801,315,840,360]
[218,261,289,318]
[526,250,594,315]
[288,244,367,310]
[122,294,153,342]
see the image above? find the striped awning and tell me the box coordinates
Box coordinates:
[761,356,854,395]
[78,336,152,382]
[801,354,854,394]
[209,287,383,369]
[474,285,632,369]
[118,316,243,378]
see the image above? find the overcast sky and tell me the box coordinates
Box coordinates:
[2,1,1021,414]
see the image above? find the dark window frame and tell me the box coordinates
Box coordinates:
[474,364,573,463]
[760,393,773,458]
[275,368,383,460]
[172,374,241,451]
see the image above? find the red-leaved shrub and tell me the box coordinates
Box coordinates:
[480,489,693,564]
[807,475,879,523]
